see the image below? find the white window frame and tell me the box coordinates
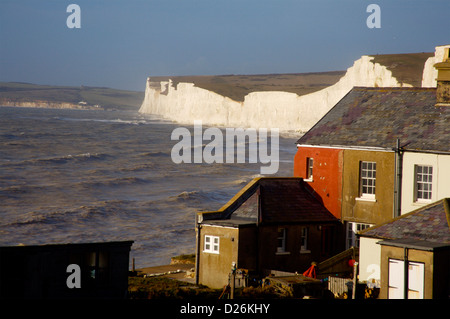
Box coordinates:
[358,161,377,200]
[414,165,433,203]
[346,222,372,249]
[204,235,220,254]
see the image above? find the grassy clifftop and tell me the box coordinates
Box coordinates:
[150,71,346,102]
[148,52,432,102]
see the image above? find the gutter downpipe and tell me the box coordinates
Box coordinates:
[404,247,409,299]
[195,214,201,285]
[394,139,403,218]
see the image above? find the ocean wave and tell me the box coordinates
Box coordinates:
[2,200,132,228]
[3,209,76,227]
[169,190,204,201]
[139,151,170,158]
[6,152,110,166]
[75,176,149,188]
[54,116,153,126]
[119,163,156,172]
[168,189,231,204]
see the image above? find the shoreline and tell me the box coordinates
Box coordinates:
[0,101,104,110]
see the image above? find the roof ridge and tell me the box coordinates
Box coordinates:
[352,86,436,91]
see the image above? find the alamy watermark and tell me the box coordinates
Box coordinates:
[66,4,81,29]
[171,121,279,175]
[366,4,381,29]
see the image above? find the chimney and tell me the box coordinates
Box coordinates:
[434,47,450,106]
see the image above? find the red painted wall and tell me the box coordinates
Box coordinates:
[294,147,343,219]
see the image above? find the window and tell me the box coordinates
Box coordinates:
[204,235,219,254]
[300,227,308,251]
[360,161,376,198]
[70,250,110,287]
[346,222,372,249]
[277,228,287,253]
[415,165,433,202]
[306,158,314,180]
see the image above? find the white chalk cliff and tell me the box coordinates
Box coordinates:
[422,44,450,87]
[140,47,444,132]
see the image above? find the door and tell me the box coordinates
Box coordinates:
[407,262,424,299]
[388,259,404,299]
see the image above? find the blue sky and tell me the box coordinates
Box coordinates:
[0,0,448,91]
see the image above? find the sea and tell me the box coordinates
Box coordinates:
[0,106,299,268]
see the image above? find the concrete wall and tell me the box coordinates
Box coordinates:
[401,152,450,215]
[197,224,239,289]
[341,150,395,225]
[140,55,411,133]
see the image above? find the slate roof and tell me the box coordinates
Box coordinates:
[297,87,450,153]
[359,198,450,245]
[199,177,338,227]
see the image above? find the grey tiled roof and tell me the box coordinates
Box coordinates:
[200,178,338,226]
[297,87,450,153]
[360,198,450,244]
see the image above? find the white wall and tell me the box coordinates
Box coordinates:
[358,237,381,287]
[401,152,450,215]
[139,55,411,132]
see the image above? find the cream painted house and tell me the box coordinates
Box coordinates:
[401,152,450,214]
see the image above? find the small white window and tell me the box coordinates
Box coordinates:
[346,222,372,249]
[204,235,219,254]
[415,165,433,202]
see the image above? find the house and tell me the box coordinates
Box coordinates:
[0,241,133,299]
[358,198,450,299]
[294,47,450,251]
[195,177,344,289]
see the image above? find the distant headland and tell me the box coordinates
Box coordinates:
[0,82,144,111]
